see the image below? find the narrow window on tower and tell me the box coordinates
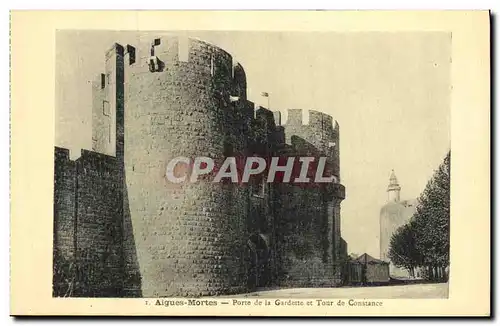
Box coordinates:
[100,73,106,89]
[151,38,160,56]
[210,53,215,76]
[103,100,110,116]
[127,44,136,65]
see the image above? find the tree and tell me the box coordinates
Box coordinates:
[388,222,421,277]
[387,151,450,282]
[412,151,450,281]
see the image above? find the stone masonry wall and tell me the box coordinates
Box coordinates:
[276,109,343,287]
[53,148,124,297]
[74,150,123,296]
[54,36,347,297]
[123,36,250,297]
[53,147,77,296]
[53,147,76,261]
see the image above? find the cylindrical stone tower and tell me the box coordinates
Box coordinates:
[276,109,345,287]
[122,36,250,297]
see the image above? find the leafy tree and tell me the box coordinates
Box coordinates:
[388,151,450,281]
[388,222,421,277]
[412,151,450,280]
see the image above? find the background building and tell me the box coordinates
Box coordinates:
[343,253,390,285]
[379,170,417,278]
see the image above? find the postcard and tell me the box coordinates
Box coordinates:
[10,10,490,316]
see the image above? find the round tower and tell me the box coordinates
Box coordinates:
[122,36,250,297]
[379,170,416,279]
[277,109,344,286]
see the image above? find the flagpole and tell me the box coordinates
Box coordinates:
[261,91,270,109]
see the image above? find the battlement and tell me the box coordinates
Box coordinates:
[54,146,72,161]
[285,109,338,131]
[94,36,247,94]
[280,109,340,156]
[124,36,241,79]
[57,37,347,298]
[255,106,277,127]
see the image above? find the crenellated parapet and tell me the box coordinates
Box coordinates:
[92,37,249,158]
[282,109,340,180]
[284,109,338,148]
[62,36,348,297]
[124,36,247,103]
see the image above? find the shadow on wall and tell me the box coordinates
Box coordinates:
[52,150,143,297]
[121,175,142,297]
[53,114,341,296]
[273,135,338,287]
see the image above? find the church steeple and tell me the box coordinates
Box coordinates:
[387,169,401,202]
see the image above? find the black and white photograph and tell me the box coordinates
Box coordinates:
[53,30,451,299]
[9,10,490,317]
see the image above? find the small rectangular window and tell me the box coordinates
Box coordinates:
[210,54,215,76]
[103,100,110,116]
[127,44,136,65]
[100,73,106,89]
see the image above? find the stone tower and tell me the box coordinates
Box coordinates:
[53,35,346,297]
[92,36,252,297]
[380,170,417,278]
[275,109,345,286]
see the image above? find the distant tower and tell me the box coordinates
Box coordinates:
[380,169,418,278]
[387,170,401,202]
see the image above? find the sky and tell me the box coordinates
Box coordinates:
[56,31,451,257]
